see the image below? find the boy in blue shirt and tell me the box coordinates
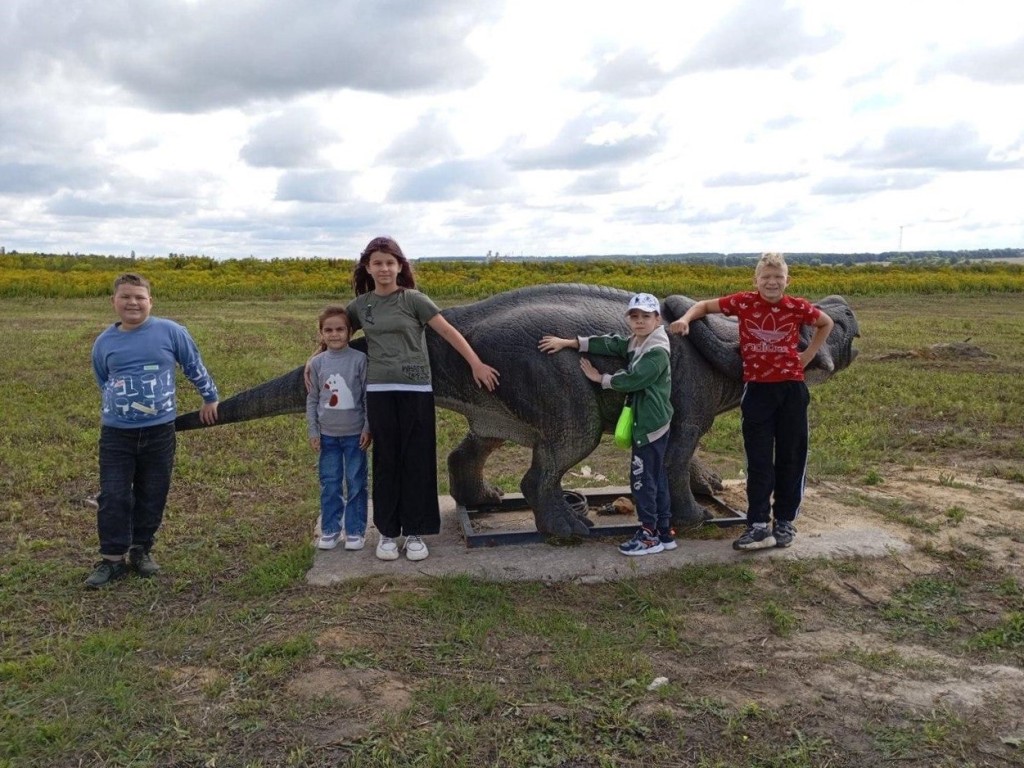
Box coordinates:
[87,273,220,588]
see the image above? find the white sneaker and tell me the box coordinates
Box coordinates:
[375,536,399,561]
[317,532,341,550]
[344,534,365,551]
[404,535,429,561]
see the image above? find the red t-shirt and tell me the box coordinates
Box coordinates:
[718,291,822,383]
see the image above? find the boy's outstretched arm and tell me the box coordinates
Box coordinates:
[538,335,579,353]
[579,357,602,383]
[799,313,835,369]
[669,299,722,336]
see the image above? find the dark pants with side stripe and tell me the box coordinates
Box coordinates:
[740,381,810,525]
[366,390,440,538]
[631,432,671,533]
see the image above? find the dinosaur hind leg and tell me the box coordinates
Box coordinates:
[447,432,506,507]
[520,438,599,538]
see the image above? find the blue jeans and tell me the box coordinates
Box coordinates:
[97,423,176,557]
[319,434,368,537]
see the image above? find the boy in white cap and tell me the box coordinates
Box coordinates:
[539,293,674,555]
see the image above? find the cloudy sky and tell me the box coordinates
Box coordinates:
[2,0,1023,260]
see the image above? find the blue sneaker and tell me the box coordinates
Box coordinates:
[619,528,665,557]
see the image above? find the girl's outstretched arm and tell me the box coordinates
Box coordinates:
[427,314,500,391]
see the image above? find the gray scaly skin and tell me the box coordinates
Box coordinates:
[176,284,859,537]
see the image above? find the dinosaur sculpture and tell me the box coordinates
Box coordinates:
[176,284,859,537]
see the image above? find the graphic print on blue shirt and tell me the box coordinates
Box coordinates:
[105,367,176,421]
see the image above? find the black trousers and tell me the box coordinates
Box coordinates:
[740,381,810,525]
[366,390,440,537]
[97,423,176,556]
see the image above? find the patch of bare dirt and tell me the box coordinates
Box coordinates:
[646,465,1024,761]
[812,466,1024,572]
[286,667,414,744]
[878,341,998,361]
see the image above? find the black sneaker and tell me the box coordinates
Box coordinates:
[127,546,161,577]
[657,528,678,551]
[773,520,796,548]
[732,525,776,551]
[85,559,128,589]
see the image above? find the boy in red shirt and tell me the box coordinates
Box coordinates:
[669,253,834,550]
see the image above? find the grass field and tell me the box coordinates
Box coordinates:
[2,291,1023,767]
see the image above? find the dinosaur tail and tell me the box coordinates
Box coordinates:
[174,365,307,431]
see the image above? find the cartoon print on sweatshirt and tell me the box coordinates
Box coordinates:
[323,373,356,410]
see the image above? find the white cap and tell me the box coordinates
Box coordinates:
[627,293,660,314]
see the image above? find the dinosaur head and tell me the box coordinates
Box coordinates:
[802,295,860,384]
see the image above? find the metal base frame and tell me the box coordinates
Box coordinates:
[458,488,747,548]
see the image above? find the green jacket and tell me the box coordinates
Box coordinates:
[579,326,673,447]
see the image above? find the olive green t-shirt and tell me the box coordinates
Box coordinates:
[346,289,440,389]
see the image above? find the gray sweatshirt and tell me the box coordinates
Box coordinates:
[306,347,368,438]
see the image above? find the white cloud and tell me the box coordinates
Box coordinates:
[840,123,1023,171]
[1,0,1023,259]
[240,108,339,168]
[276,170,355,203]
[378,112,463,166]
[508,110,666,171]
[388,159,514,203]
[675,0,841,73]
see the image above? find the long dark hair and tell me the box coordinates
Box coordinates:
[352,236,416,295]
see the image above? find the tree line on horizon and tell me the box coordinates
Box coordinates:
[2,250,1022,301]
[0,247,1021,268]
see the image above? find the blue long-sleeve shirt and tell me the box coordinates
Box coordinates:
[92,316,219,428]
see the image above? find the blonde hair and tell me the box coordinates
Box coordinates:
[755,252,788,277]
